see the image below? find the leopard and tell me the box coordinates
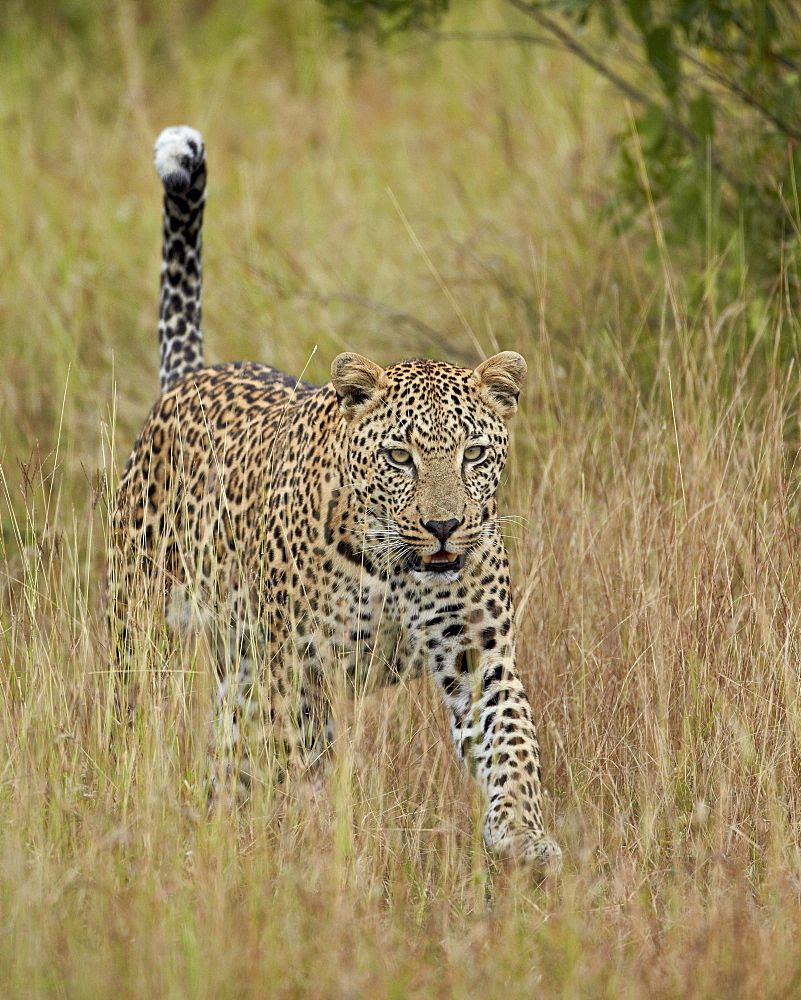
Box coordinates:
[110,125,561,869]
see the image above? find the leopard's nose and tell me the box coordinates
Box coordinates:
[422,518,461,542]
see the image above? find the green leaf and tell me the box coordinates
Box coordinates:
[645,24,680,99]
[622,0,651,34]
[599,4,618,36]
[675,0,700,32]
[753,2,778,58]
[688,91,715,141]
[638,101,669,154]
[670,166,705,241]
[563,0,596,28]
[319,0,450,39]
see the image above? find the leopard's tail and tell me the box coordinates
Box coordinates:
[153,125,207,392]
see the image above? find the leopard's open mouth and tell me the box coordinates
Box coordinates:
[410,550,463,574]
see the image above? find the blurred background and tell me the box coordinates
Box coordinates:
[2,0,799,501]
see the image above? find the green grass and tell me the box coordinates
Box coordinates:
[2,1,801,996]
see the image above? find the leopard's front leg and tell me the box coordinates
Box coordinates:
[423,610,561,869]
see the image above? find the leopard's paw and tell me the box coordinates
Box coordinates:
[153,125,205,193]
[485,826,563,874]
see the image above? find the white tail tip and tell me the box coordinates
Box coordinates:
[153,125,205,192]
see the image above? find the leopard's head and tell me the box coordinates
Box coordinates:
[331,352,526,578]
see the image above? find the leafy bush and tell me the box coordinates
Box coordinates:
[321,0,801,285]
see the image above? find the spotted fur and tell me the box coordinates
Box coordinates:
[111,126,561,868]
[153,125,206,390]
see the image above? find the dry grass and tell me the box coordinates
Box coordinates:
[2,1,801,996]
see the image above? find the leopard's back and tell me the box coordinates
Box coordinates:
[114,361,328,613]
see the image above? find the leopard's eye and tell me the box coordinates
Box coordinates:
[387,447,413,466]
[464,445,487,462]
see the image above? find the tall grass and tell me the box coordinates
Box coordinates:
[2,1,801,996]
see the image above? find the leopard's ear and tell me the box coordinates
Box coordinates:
[473,351,527,420]
[331,353,385,417]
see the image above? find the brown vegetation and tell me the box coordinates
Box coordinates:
[1,1,800,995]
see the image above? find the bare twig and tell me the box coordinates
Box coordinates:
[679,45,801,142]
[421,28,556,47]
